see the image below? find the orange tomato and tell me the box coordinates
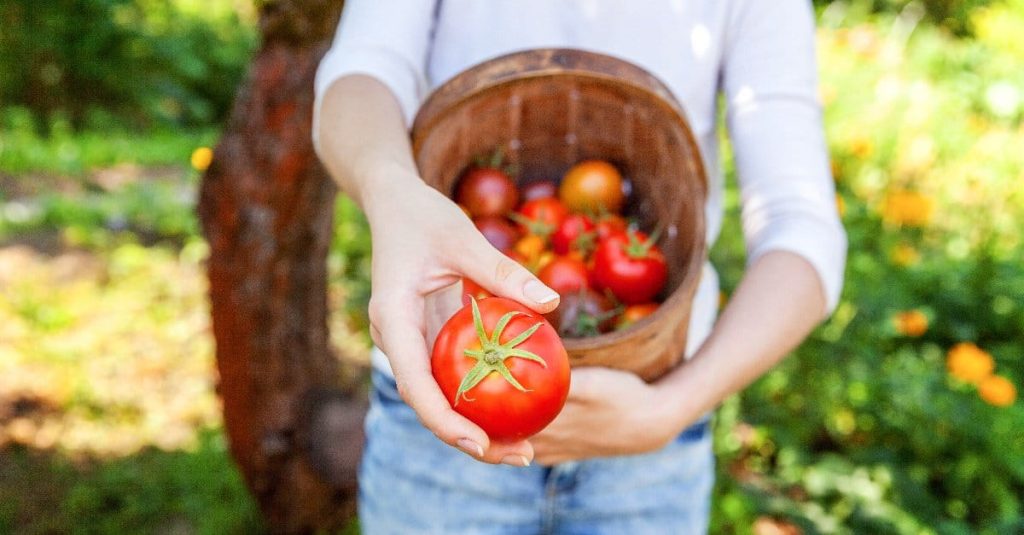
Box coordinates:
[559,160,625,214]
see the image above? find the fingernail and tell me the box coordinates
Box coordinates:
[524,280,559,304]
[502,455,531,467]
[457,438,484,457]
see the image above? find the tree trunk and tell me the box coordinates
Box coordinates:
[197,1,365,532]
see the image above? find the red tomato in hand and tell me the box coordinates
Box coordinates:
[512,198,568,238]
[461,278,493,306]
[559,160,625,214]
[551,214,596,257]
[538,255,589,296]
[546,288,616,338]
[457,167,519,218]
[614,302,659,330]
[521,181,558,202]
[474,216,520,252]
[432,297,570,442]
[591,229,668,304]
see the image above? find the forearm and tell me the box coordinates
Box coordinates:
[655,251,828,428]
[316,74,423,216]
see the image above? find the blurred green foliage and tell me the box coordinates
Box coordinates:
[0,432,262,534]
[813,0,1001,35]
[710,2,1024,533]
[0,0,256,130]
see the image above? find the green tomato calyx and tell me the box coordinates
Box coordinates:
[455,297,547,405]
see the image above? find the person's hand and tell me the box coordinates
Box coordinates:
[531,367,687,465]
[363,172,560,466]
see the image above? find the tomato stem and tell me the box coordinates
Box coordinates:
[509,212,554,238]
[454,297,547,405]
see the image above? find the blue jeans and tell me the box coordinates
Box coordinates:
[359,370,714,534]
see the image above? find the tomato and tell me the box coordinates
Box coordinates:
[457,167,519,218]
[538,255,589,296]
[511,198,568,238]
[521,181,558,202]
[432,297,570,442]
[513,234,546,263]
[546,288,616,338]
[461,278,492,306]
[591,229,668,304]
[551,214,596,257]
[614,302,659,330]
[559,160,625,214]
[594,214,628,241]
[474,216,520,253]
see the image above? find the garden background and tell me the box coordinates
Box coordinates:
[1,0,1022,533]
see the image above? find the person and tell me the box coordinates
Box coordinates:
[313,1,846,533]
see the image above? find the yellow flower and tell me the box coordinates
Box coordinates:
[881,190,934,227]
[836,194,846,218]
[849,136,874,159]
[893,310,928,337]
[891,243,920,267]
[946,343,994,385]
[190,147,214,171]
[979,375,1016,407]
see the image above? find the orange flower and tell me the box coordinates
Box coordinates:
[881,190,934,227]
[946,343,994,385]
[849,136,874,159]
[836,194,846,217]
[893,310,928,337]
[190,147,213,171]
[979,375,1016,407]
[891,242,920,267]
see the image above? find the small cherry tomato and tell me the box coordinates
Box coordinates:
[559,160,625,214]
[538,255,589,296]
[594,214,629,240]
[457,167,519,218]
[512,197,569,238]
[551,214,596,257]
[432,297,570,442]
[474,216,520,253]
[514,234,547,263]
[591,228,668,304]
[615,302,659,330]
[546,289,616,338]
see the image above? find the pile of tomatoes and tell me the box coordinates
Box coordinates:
[457,155,669,338]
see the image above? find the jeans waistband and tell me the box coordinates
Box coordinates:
[370,368,711,443]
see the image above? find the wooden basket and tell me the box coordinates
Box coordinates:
[411,48,708,381]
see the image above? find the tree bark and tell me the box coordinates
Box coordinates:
[197,1,365,532]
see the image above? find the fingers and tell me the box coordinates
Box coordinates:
[461,236,560,313]
[485,439,535,466]
[370,295,533,466]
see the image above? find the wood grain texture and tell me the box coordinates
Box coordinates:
[412,49,709,381]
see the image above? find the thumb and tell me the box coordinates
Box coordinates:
[462,236,560,314]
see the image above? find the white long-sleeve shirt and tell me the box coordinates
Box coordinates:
[314,0,847,374]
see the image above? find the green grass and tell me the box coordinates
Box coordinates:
[0,107,217,176]
[0,432,263,535]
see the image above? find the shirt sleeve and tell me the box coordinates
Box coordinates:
[313,0,438,151]
[722,0,847,315]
